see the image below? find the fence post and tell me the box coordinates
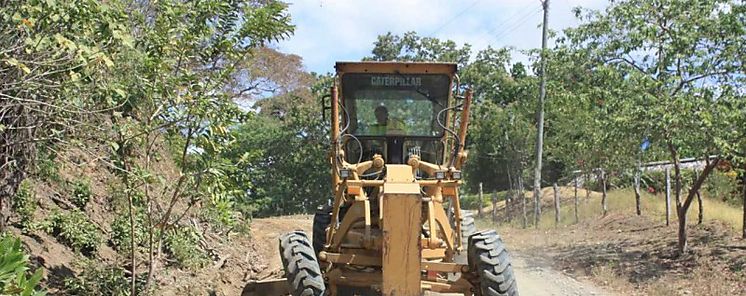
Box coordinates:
[554,183,560,225]
[491,192,498,222]
[574,175,579,223]
[478,182,483,218]
[634,168,642,215]
[665,167,671,226]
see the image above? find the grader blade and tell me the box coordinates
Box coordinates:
[241,278,291,296]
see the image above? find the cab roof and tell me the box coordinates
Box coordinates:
[335,61,457,76]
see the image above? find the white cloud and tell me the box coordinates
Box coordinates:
[277,0,609,73]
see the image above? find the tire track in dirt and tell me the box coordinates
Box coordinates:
[511,253,613,296]
[250,216,313,280]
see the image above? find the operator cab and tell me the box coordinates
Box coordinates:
[336,62,456,166]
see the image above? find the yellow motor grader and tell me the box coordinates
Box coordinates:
[244,62,518,296]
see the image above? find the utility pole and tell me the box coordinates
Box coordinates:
[532,0,549,227]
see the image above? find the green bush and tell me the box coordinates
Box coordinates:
[200,198,238,233]
[0,233,45,296]
[11,180,37,230]
[164,226,208,269]
[705,170,740,205]
[460,193,495,210]
[109,210,148,253]
[63,261,145,296]
[34,149,61,183]
[70,179,92,209]
[38,210,101,255]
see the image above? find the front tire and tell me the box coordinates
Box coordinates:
[279,231,326,296]
[468,230,518,296]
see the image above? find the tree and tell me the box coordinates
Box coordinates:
[567,0,745,253]
[542,46,638,217]
[0,0,134,231]
[366,31,472,69]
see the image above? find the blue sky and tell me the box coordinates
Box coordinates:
[276,0,609,74]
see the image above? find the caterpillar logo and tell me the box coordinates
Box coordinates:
[370,75,422,87]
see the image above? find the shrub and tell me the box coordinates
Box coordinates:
[0,233,45,296]
[705,170,740,205]
[11,180,37,229]
[70,179,92,209]
[164,226,208,269]
[460,192,495,210]
[39,210,101,255]
[200,198,238,233]
[109,210,148,253]
[63,260,145,296]
[34,148,61,183]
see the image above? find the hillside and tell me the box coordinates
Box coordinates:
[4,141,264,295]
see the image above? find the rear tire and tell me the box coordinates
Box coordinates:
[468,230,518,296]
[460,210,477,242]
[279,231,326,296]
[312,205,332,256]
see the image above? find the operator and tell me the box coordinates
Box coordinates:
[369,105,405,135]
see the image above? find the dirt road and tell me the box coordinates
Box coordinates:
[511,254,610,296]
[249,217,612,296]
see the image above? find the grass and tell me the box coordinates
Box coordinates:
[476,187,743,234]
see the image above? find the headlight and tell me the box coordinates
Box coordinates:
[339,169,352,179]
[451,170,462,180]
[435,171,446,180]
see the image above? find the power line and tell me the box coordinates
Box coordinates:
[428,0,483,37]
[484,5,536,37]
[490,6,543,45]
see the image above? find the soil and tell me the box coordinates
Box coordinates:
[498,213,746,295]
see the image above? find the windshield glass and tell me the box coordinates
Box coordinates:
[342,73,450,137]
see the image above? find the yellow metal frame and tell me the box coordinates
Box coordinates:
[323,61,475,295]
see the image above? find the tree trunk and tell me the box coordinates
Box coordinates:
[675,157,719,254]
[600,170,608,216]
[665,167,671,226]
[634,169,642,215]
[694,170,703,225]
[553,183,560,225]
[574,176,579,223]
[696,190,703,225]
[677,207,688,254]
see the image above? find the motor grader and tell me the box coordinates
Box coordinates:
[244,62,518,296]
